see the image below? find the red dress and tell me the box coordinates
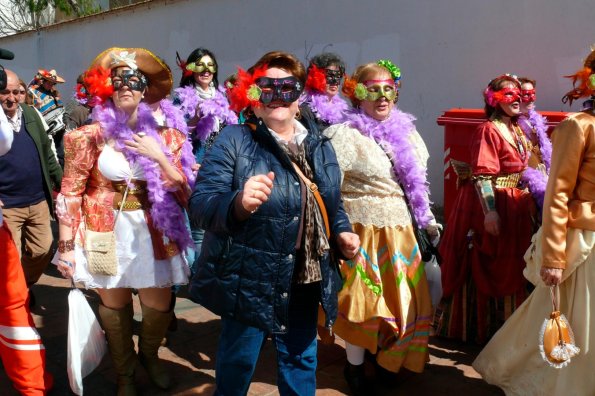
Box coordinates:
[437,120,536,343]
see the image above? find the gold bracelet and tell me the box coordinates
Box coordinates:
[58,239,75,253]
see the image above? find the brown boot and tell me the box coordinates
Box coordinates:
[138,302,172,390]
[98,303,137,396]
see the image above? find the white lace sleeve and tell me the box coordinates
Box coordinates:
[408,129,430,167]
[324,124,358,184]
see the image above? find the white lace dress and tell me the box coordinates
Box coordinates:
[72,145,189,289]
[323,123,434,373]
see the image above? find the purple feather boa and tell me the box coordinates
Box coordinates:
[303,92,349,125]
[521,167,547,210]
[519,110,552,172]
[174,85,238,142]
[91,101,193,251]
[159,98,196,188]
[345,108,433,228]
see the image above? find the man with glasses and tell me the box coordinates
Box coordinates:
[0,69,62,301]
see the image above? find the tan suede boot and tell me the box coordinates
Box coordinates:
[138,302,172,390]
[98,302,137,396]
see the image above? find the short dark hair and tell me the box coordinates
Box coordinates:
[309,52,345,75]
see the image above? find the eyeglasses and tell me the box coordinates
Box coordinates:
[0,89,24,96]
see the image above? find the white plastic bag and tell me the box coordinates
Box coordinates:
[425,256,443,307]
[67,288,107,395]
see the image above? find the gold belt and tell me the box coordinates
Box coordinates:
[112,180,149,211]
[112,180,147,195]
[494,173,521,188]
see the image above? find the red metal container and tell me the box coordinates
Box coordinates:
[437,109,569,221]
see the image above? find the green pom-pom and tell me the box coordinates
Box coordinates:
[377,59,401,81]
[354,83,368,100]
[588,74,595,90]
[247,84,262,101]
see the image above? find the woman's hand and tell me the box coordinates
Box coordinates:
[125,134,167,163]
[337,232,360,259]
[239,172,275,214]
[57,250,76,279]
[484,210,500,236]
[540,267,563,286]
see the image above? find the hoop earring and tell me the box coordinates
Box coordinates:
[295,110,301,120]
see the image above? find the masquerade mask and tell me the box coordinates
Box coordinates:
[494,87,521,104]
[521,89,536,103]
[255,76,303,104]
[362,79,397,101]
[187,61,217,74]
[484,86,521,107]
[111,69,147,92]
[325,69,343,86]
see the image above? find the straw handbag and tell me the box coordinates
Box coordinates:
[84,183,129,276]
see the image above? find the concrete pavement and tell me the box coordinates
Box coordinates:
[0,267,504,395]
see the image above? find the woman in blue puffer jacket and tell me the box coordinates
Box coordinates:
[188,51,360,396]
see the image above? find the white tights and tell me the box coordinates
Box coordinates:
[345,342,366,366]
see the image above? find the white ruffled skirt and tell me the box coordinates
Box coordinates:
[72,209,189,289]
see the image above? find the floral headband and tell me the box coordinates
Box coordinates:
[343,59,402,102]
[227,65,269,113]
[377,59,401,84]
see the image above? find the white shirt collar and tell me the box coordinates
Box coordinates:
[268,119,308,147]
[7,106,22,133]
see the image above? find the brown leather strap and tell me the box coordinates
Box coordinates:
[291,162,330,237]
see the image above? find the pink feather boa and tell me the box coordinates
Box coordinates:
[174,85,238,141]
[91,101,193,251]
[159,98,196,188]
[519,110,551,210]
[344,108,433,228]
[519,110,552,171]
[302,91,349,125]
[521,167,547,210]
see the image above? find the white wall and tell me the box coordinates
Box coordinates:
[1,0,593,205]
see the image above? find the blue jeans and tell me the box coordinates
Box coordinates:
[214,283,320,396]
[189,227,205,277]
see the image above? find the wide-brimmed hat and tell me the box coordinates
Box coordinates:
[90,47,172,103]
[37,69,65,84]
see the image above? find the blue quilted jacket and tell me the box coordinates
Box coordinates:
[188,116,352,333]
